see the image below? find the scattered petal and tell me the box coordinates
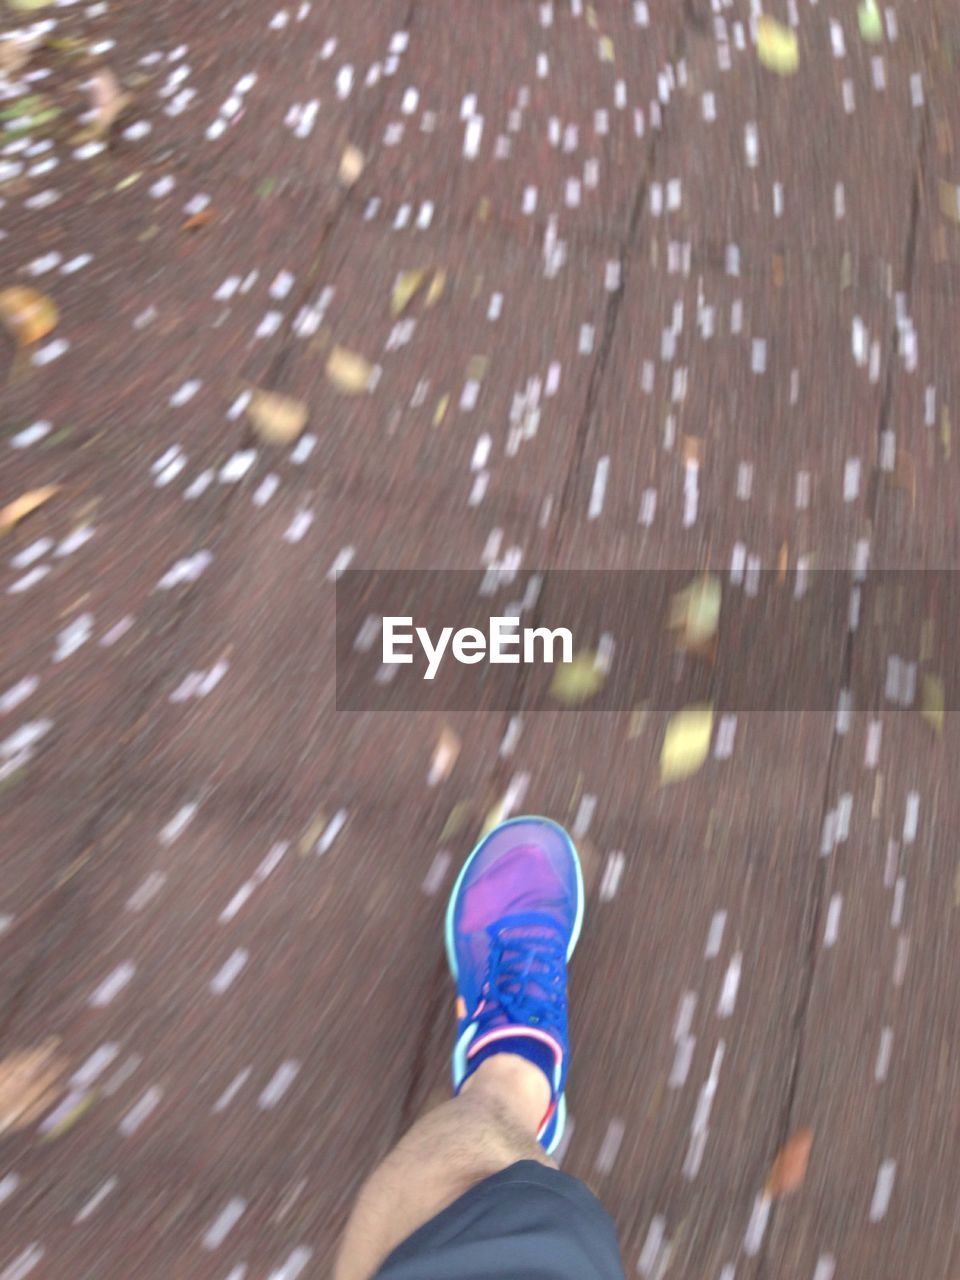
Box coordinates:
[428,727,461,785]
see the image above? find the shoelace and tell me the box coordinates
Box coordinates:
[476,911,567,1033]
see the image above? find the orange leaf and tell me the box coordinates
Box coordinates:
[0,485,59,536]
[181,209,215,232]
[777,542,789,584]
[0,287,58,346]
[766,1128,813,1197]
[0,1041,65,1137]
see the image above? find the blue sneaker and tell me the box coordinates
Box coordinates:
[445,816,584,1155]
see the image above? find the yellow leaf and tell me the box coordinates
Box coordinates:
[598,35,614,62]
[246,389,308,444]
[668,575,721,649]
[439,800,469,842]
[549,652,606,705]
[432,394,450,427]
[326,346,375,394]
[479,794,511,838]
[7,0,54,9]
[921,675,944,737]
[857,0,883,43]
[660,705,713,783]
[391,269,427,317]
[43,1089,97,1140]
[0,485,59,536]
[757,15,799,75]
[299,813,326,856]
[0,287,58,346]
[425,268,446,308]
[766,1128,813,1197]
[338,144,365,187]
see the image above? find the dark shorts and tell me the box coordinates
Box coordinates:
[374,1159,625,1280]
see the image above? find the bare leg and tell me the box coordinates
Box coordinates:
[333,1054,554,1280]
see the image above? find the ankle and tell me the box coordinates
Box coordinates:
[460,1052,553,1135]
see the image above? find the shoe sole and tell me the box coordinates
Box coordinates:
[444,815,584,1157]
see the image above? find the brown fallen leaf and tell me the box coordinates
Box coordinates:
[891,449,916,509]
[181,209,215,232]
[338,144,364,187]
[0,286,59,346]
[682,434,703,466]
[326,345,376,394]
[668,575,721,650]
[0,29,45,76]
[766,1128,813,1197]
[88,67,131,137]
[425,268,446,308]
[246,389,308,445]
[0,485,59,536]
[0,1040,65,1137]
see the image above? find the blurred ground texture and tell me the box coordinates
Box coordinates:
[2,0,960,1277]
